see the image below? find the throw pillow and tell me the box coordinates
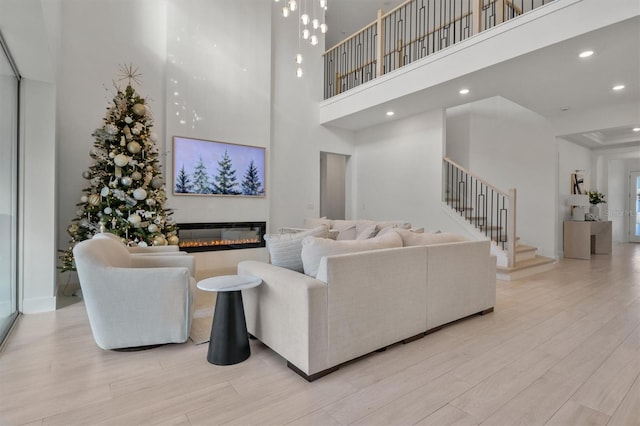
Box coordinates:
[331,220,358,240]
[264,225,329,272]
[301,231,403,278]
[355,224,378,240]
[394,229,469,246]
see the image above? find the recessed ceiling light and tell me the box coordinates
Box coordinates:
[578,50,594,58]
[459,88,470,95]
[386,111,394,116]
[613,84,625,91]
[633,127,640,132]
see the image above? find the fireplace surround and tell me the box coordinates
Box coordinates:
[176,222,266,252]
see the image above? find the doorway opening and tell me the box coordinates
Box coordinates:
[320,152,349,220]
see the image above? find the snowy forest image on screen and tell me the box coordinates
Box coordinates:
[173,136,265,196]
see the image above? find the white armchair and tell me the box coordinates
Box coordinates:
[73,236,195,350]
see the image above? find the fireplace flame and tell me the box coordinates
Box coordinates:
[179,238,261,248]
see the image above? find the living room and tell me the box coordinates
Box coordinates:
[1,0,639,424]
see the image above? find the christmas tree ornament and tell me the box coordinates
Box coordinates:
[88,194,101,206]
[123,125,133,141]
[104,207,112,215]
[132,103,146,116]
[127,213,142,227]
[79,218,90,227]
[105,124,118,135]
[109,151,116,159]
[131,171,142,181]
[100,186,110,197]
[82,171,91,179]
[137,241,148,247]
[152,236,167,246]
[149,132,158,142]
[125,116,133,124]
[80,195,88,203]
[121,176,132,186]
[114,153,129,167]
[133,188,147,200]
[127,141,141,154]
[151,176,163,189]
[90,177,101,186]
[167,235,179,245]
[147,223,158,233]
[146,198,156,207]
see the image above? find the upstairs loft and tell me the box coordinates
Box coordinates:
[319,0,640,131]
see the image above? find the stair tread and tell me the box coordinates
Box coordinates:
[515,245,537,253]
[497,255,555,272]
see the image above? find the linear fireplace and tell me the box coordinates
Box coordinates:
[176,222,266,252]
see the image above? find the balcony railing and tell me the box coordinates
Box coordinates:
[324,0,554,99]
[444,157,517,267]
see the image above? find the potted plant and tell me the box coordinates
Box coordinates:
[586,190,606,216]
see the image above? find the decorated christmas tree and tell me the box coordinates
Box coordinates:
[59,64,179,272]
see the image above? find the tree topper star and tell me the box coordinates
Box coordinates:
[118,63,142,86]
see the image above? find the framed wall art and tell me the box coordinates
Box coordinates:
[173,136,265,197]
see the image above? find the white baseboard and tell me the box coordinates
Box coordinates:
[21,296,56,314]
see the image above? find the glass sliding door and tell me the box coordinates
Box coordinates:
[0,32,20,343]
[630,172,640,243]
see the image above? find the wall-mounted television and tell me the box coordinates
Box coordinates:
[173,136,265,197]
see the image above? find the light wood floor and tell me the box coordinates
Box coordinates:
[1,244,639,426]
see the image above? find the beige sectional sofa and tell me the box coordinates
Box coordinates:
[238,221,496,381]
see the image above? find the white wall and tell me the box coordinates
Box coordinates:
[269,4,355,231]
[21,80,57,313]
[353,109,472,234]
[446,97,557,257]
[164,0,271,224]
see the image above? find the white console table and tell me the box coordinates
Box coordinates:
[563,221,612,260]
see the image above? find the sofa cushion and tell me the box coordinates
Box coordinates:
[303,217,333,230]
[375,220,412,230]
[264,225,329,272]
[394,229,469,246]
[301,231,403,278]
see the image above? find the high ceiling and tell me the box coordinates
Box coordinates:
[325,1,640,150]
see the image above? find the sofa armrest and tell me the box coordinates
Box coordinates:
[237,261,329,375]
[131,254,195,277]
[319,246,428,367]
[425,240,495,329]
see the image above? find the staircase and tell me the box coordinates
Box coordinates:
[444,158,555,281]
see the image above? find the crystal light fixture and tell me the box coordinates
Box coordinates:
[276,0,328,78]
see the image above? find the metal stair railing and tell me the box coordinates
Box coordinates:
[324,0,554,99]
[443,157,516,267]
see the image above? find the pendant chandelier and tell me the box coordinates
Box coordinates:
[275,0,328,77]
